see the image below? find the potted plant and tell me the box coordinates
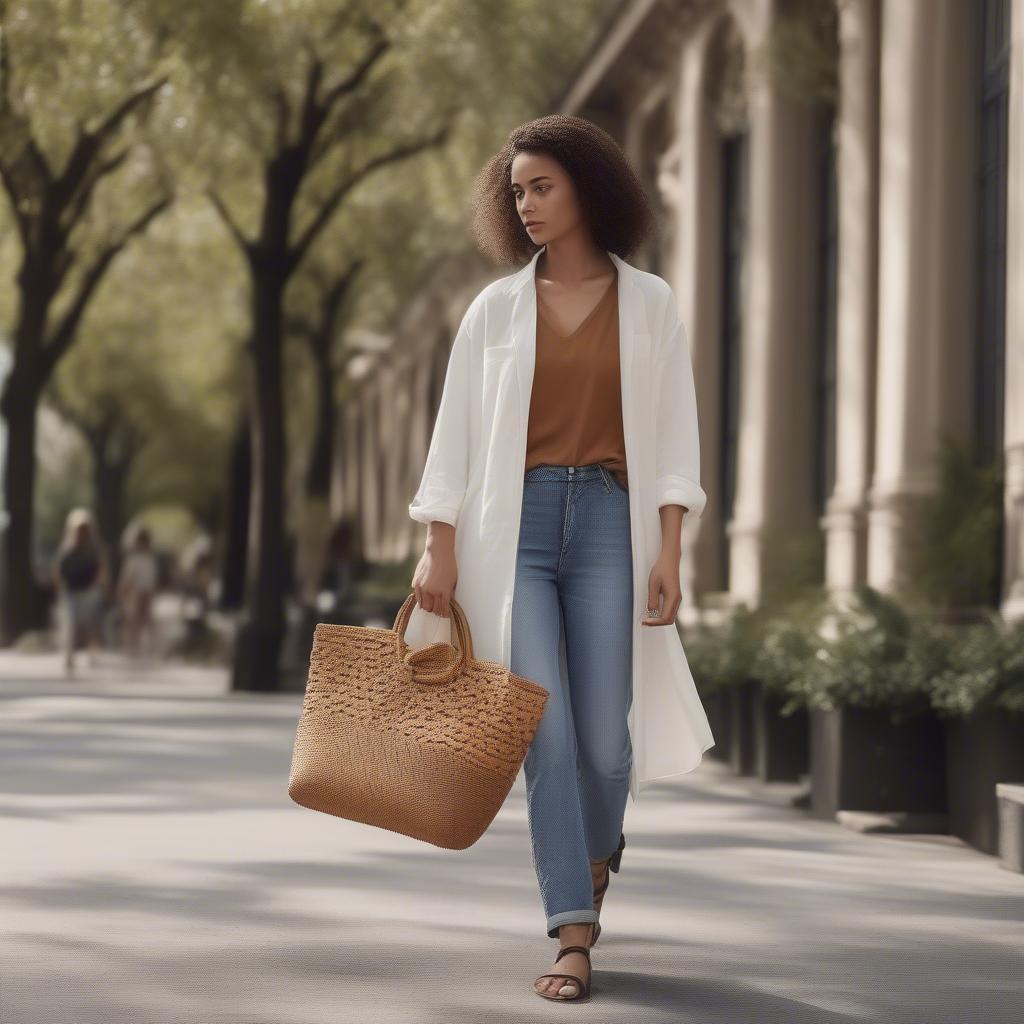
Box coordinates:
[748,590,828,782]
[683,604,766,775]
[928,616,1024,855]
[786,585,948,821]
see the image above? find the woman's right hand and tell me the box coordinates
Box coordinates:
[411,524,458,618]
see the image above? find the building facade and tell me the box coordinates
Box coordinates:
[339,0,1022,624]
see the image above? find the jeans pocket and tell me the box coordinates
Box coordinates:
[608,469,628,494]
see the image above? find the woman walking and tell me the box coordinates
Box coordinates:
[408,115,713,1002]
[52,509,109,676]
[117,524,160,658]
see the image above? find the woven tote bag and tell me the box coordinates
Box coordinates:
[288,592,549,850]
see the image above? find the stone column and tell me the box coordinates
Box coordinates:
[667,14,727,613]
[402,349,434,558]
[822,0,880,593]
[375,358,407,562]
[1003,0,1024,621]
[729,0,821,608]
[868,0,978,591]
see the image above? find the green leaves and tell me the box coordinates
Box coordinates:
[687,585,1024,721]
[928,617,1024,717]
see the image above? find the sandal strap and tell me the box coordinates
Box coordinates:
[537,946,593,998]
[535,971,590,998]
[536,971,587,983]
[555,944,591,961]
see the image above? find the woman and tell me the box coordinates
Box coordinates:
[408,115,712,1002]
[52,509,108,675]
[117,524,159,657]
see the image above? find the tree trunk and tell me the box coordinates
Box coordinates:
[1,380,47,641]
[230,272,288,692]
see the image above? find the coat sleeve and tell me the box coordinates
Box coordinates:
[653,299,707,519]
[408,302,476,528]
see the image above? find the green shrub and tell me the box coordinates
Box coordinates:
[751,589,830,715]
[783,585,941,720]
[684,603,766,694]
[687,582,1024,724]
[928,616,1024,716]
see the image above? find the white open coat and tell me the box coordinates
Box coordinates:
[405,246,715,802]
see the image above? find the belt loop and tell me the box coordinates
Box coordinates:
[598,464,611,493]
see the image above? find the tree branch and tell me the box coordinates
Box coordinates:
[297,53,326,148]
[206,186,252,254]
[313,259,361,356]
[294,25,389,165]
[287,124,449,271]
[0,105,53,244]
[40,193,172,378]
[55,77,167,206]
[320,29,389,111]
[63,146,131,231]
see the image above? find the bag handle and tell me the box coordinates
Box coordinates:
[393,593,476,685]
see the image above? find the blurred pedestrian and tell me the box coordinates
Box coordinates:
[178,535,215,647]
[51,509,109,675]
[323,517,357,603]
[117,524,159,658]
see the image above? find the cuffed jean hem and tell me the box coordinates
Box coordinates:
[546,908,601,939]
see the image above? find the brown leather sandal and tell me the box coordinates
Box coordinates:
[589,831,625,946]
[533,936,593,1001]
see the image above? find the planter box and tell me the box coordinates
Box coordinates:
[809,706,947,821]
[728,679,759,776]
[996,784,1024,873]
[945,707,1024,855]
[754,687,809,782]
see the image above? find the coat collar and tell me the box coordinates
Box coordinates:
[505,245,635,295]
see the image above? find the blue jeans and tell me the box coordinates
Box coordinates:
[511,462,634,938]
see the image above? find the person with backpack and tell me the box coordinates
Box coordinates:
[51,509,109,675]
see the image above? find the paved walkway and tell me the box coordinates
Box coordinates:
[2,649,1022,1024]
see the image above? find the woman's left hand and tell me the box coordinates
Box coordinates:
[643,548,681,626]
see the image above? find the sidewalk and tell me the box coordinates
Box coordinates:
[2,650,1022,1024]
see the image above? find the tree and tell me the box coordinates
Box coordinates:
[0,0,173,640]
[45,199,241,575]
[145,1,458,690]
[140,0,612,690]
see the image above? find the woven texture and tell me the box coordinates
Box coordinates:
[288,593,549,849]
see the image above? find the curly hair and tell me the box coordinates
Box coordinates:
[469,114,655,267]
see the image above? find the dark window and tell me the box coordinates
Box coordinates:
[813,110,839,521]
[974,0,1010,605]
[974,0,1010,463]
[720,130,749,587]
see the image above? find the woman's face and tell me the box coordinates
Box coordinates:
[510,150,585,248]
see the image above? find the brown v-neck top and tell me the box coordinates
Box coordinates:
[524,268,629,488]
